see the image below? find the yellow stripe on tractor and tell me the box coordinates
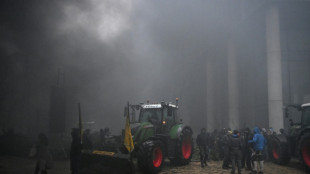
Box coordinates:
[92,150,115,156]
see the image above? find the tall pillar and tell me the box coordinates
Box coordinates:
[266,5,284,133]
[227,38,239,130]
[206,57,215,132]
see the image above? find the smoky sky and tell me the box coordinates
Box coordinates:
[0,0,269,134]
[1,0,309,135]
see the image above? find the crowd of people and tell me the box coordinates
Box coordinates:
[29,126,279,174]
[196,126,277,174]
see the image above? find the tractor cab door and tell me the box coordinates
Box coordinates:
[301,106,310,128]
[162,107,176,132]
[286,105,302,136]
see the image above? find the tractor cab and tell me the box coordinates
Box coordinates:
[285,103,310,136]
[139,102,178,133]
[301,103,310,129]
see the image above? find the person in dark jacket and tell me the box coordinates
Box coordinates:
[82,129,93,151]
[248,127,267,174]
[242,128,252,170]
[229,130,243,174]
[220,128,230,169]
[34,133,50,174]
[196,128,208,167]
[70,128,82,174]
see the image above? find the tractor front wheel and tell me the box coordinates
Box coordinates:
[270,135,291,165]
[170,127,193,165]
[137,140,164,174]
[299,132,310,171]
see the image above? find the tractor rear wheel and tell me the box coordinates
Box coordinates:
[299,132,310,171]
[270,135,291,165]
[137,140,164,174]
[170,127,193,165]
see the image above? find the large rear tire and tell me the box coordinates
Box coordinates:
[299,132,310,171]
[170,127,193,165]
[270,134,291,165]
[137,140,164,174]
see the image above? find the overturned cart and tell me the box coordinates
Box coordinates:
[80,99,194,174]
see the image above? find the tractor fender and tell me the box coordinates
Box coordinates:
[169,124,193,140]
[270,134,289,143]
[297,127,310,144]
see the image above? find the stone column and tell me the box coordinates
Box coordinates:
[206,57,215,132]
[266,5,284,133]
[227,38,239,130]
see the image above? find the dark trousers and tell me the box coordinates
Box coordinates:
[245,148,252,169]
[222,147,229,168]
[70,159,80,174]
[199,146,208,165]
[34,162,47,174]
[230,149,242,174]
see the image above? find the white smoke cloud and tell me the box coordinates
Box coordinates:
[59,0,133,43]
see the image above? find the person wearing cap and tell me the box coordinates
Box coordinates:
[229,130,243,174]
[196,128,209,167]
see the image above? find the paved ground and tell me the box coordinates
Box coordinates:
[0,156,307,174]
[158,160,307,174]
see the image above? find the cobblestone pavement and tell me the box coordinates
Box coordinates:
[157,160,307,174]
[0,156,307,174]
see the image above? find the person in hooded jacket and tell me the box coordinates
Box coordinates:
[196,128,209,167]
[229,130,243,174]
[248,127,267,174]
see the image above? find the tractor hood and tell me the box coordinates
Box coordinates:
[132,122,155,145]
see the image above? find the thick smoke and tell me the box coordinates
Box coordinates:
[1,0,309,136]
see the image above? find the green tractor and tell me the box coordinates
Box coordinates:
[269,103,310,171]
[81,99,194,174]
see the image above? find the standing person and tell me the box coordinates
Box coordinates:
[100,129,105,145]
[70,128,82,174]
[206,132,211,161]
[34,133,51,174]
[242,128,253,170]
[82,129,93,151]
[220,128,230,169]
[261,128,269,161]
[196,128,208,167]
[248,127,267,174]
[229,130,243,174]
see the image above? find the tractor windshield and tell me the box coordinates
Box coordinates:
[301,107,310,128]
[139,109,162,123]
